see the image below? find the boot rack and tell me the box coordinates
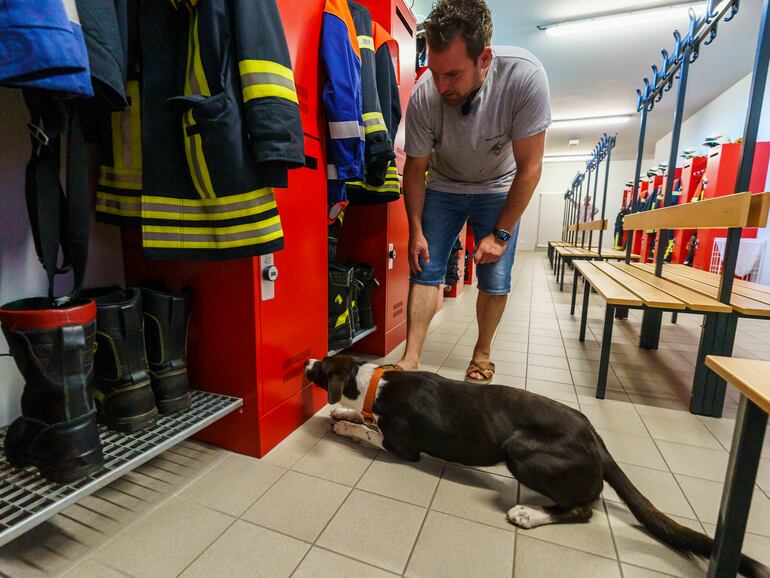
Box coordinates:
[0,391,242,547]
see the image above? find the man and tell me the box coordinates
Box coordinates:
[578,195,599,223]
[394,0,550,383]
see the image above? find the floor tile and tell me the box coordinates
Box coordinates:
[356,453,444,507]
[596,429,667,471]
[656,440,729,483]
[527,365,573,384]
[525,378,578,403]
[702,523,770,569]
[580,405,648,436]
[405,511,515,578]
[620,564,679,577]
[293,547,398,578]
[638,412,722,449]
[317,490,425,574]
[93,498,233,578]
[242,470,350,542]
[62,560,128,578]
[262,428,322,469]
[179,520,309,578]
[528,353,570,369]
[179,454,285,516]
[292,433,377,486]
[430,465,518,532]
[514,535,622,578]
[602,463,696,519]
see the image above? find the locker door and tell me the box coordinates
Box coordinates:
[257,136,327,415]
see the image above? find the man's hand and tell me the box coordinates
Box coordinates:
[409,231,430,274]
[474,234,505,265]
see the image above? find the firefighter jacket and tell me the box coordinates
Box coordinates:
[321,0,364,183]
[136,0,304,260]
[0,0,93,96]
[349,1,394,186]
[346,21,401,204]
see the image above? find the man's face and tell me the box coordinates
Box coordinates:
[428,36,491,107]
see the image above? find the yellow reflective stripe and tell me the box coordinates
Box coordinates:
[95,191,142,217]
[357,35,374,51]
[143,216,281,234]
[347,180,401,193]
[98,166,142,190]
[335,310,350,328]
[142,217,284,249]
[242,84,298,104]
[143,200,277,222]
[182,110,215,199]
[362,112,387,135]
[239,60,298,104]
[364,123,387,135]
[128,81,142,169]
[185,11,210,97]
[142,187,274,207]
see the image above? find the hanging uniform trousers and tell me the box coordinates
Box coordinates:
[347,1,394,188]
[320,0,365,217]
[346,21,402,204]
[613,207,630,250]
[130,0,304,260]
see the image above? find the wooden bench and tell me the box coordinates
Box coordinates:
[555,244,640,291]
[571,259,731,399]
[703,356,769,577]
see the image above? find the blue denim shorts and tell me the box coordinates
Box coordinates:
[411,189,520,295]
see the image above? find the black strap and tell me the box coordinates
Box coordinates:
[22,90,90,303]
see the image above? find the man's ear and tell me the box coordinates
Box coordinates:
[479,46,493,70]
[328,370,347,404]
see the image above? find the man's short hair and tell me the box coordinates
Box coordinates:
[424,0,493,62]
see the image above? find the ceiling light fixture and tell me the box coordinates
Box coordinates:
[543,155,591,163]
[550,115,632,130]
[539,2,706,38]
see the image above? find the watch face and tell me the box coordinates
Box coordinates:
[496,229,511,242]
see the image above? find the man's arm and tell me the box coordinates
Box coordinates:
[474,130,545,264]
[404,155,431,273]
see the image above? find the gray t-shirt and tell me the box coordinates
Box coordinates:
[405,46,551,194]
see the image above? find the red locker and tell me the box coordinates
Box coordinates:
[691,142,770,271]
[464,224,476,285]
[631,181,649,258]
[121,2,329,457]
[671,155,707,264]
[639,175,664,263]
[335,0,417,357]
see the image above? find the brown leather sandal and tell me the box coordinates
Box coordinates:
[465,360,495,384]
[378,363,405,371]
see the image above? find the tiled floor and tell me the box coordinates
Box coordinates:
[3,250,770,577]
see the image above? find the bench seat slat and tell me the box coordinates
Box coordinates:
[592,261,686,309]
[705,356,770,415]
[611,262,731,313]
[574,262,643,306]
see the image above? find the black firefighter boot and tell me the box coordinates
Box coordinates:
[353,264,378,330]
[81,287,158,432]
[328,264,354,350]
[0,298,104,483]
[140,285,193,415]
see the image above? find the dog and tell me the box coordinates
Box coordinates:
[305,355,769,578]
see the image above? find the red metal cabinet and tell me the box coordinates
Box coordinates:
[639,175,664,263]
[691,142,770,271]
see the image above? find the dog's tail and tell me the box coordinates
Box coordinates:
[601,447,769,578]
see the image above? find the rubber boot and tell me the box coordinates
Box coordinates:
[351,275,363,334]
[81,287,158,433]
[140,285,193,415]
[328,264,354,350]
[353,264,378,330]
[0,298,104,483]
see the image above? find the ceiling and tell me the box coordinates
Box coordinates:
[409,0,761,160]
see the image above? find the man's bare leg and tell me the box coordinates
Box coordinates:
[468,291,508,380]
[396,283,441,371]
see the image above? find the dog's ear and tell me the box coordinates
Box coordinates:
[327,370,347,404]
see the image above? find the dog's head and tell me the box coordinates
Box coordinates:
[305,355,363,404]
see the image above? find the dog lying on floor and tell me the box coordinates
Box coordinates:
[305,355,769,578]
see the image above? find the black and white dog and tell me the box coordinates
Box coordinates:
[305,355,768,578]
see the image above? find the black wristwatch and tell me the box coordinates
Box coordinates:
[493,227,512,244]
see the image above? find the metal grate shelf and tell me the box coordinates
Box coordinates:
[0,390,242,547]
[328,325,377,357]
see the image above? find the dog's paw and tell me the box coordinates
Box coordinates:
[330,408,344,421]
[332,421,355,437]
[506,505,552,529]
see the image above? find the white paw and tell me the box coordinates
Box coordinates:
[332,421,355,436]
[330,408,344,421]
[506,505,551,529]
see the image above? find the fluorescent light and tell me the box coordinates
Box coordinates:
[550,115,631,130]
[542,3,706,38]
[543,155,590,163]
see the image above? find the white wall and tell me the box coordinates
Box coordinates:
[654,73,770,284]
[0,89,126,427]
[519,158,655,251]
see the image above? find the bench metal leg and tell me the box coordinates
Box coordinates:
[708,397,768,578]
[579,278,590,342]
[560,259,567,291]
[671,312,678,324]
[570,268,580,315]
[691,312,738,417]
[639,310,662,350]
[596,304,615,399]
[615,306,629,320]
